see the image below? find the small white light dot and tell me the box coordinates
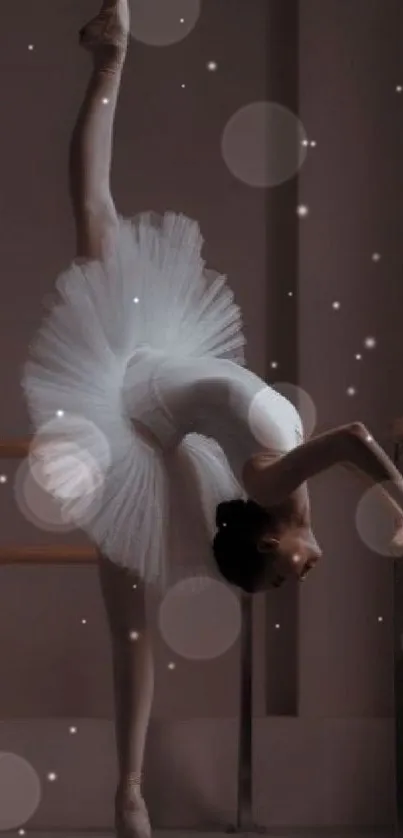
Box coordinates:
[292,554,300,564]
[301,139,309,147]
[396,85,403,93]
[270,361,278,369]
[102,97,109,105]
[28,44,34,51]
[372,252,381,262]
[365,434,373,443]
[0,475,7,484]
[181,83,186,89]
[129,631,140,641]
[332,301,341,310]
[180,17,185,23]
[287,291,294,297]
[56,410,65,417]
[168,662,176,670]
[274,623,280,630]
[81,618,87,625]
[310,140,317,147]
[133,297,139,304]
[69,726,78,734]
[378,616,384,623]
[207,61,218,71]
[132,584,137,590]
[18,830,26,836]
[47,772,58,782]
[297,204,309,218]
[355,353,362,360]
[347,387,356,396]
[364,336,377,349]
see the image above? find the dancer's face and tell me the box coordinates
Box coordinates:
[255,506,323,587]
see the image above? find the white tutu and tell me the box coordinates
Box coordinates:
[22,211,247,592]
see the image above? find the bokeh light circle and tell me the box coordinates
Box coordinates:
[129,0,201,46]
[222,102,308,188]
[159,576,241,660]
[29,415,111,485]
[270,382,317,440]
[355,481,398,557]
[0,753,41,830]
[24,415,110,527]
[14,457,75,533]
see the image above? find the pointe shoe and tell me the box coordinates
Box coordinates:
[115,804,152,838]
[79,0,130,52]
[115,784,152,838]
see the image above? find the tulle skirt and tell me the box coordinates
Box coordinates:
[22,211,247,593]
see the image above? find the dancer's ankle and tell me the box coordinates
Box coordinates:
[93,45,127,75]
[117,771,144,803]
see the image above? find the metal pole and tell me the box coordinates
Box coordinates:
[237,592,253,831]
[226,591,266,835]
[393,442,403,834]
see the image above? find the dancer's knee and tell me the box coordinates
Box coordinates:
[98,553,148,639]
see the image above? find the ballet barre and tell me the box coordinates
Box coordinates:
[0,437,31,459]
[0,545,97,565]
[0,436,98,564]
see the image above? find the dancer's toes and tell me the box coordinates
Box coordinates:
[115,805,152,838]
[79,0,130,53]
[115,779,151,838]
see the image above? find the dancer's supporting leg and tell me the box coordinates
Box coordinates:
[69,4,154,836]
[98,555,154,838]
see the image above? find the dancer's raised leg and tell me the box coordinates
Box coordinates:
[69,0,130,261]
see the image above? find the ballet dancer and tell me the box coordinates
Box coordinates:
[22,0,403,835]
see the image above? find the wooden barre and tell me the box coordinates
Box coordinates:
[2,427,403,452]
[0,438,32,459]
[0,545,98,564]
[2,426,403,466]
[0,439,99,565]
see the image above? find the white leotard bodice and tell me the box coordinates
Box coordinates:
[125,349,304,484]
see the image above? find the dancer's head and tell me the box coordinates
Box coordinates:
[212,498,321,593]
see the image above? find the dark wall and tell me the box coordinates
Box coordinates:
[298,0,403,717]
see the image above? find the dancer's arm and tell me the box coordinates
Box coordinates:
[69,29,128,260]
[244,422,403,520]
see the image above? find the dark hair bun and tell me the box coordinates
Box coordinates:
[216,499,248,530]
[216,498,267,533]
[213,498,276,594]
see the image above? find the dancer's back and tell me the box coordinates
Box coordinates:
[150,352,304,484]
